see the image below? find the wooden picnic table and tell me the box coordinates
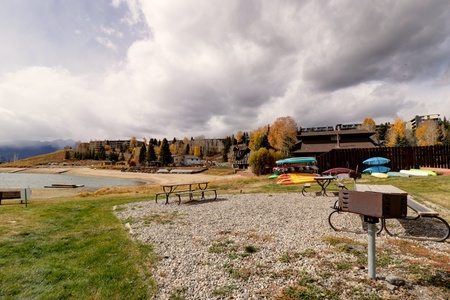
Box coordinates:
[156,181,211,205]
[314,175,335,195]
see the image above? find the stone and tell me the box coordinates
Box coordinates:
[386,275,406,286]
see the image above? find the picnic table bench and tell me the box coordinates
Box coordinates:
[381,198,450,242]
[328,184,450,242]
[155,182,217,205]
[174,189,217,205]
[0,189,32,207]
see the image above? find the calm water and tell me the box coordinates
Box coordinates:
[0,173,144,189]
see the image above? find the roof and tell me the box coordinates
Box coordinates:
[293,141,376,154]
[298,129,376,137]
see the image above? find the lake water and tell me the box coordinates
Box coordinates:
[0,173,144,189]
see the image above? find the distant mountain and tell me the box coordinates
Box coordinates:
[0,139,76,162]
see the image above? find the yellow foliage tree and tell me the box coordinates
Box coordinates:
[386,118,407,146]
[361,118,376,131]
[235,131,244,144]
[193,145,202,157]
[169,143,177,154]
[416,120,439,146]
[249,126,269,151]
[268,116,298,155]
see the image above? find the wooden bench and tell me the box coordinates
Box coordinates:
[155,190,193,204]
[335,182,348,190]
[175,189,217,205]
[301,183,311,196]
[0,189,31,207]
[407,198,440,217]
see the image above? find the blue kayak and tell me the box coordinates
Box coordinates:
[363,157,390,166]
[363,166,391,174]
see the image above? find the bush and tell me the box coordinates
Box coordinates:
[248,148,283,175]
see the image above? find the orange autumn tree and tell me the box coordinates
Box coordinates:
[386,117,409,146]
[361,118,376,131]
[416,120,439,146]
[268,116,298,155]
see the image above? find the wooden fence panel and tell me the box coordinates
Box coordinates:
[316,145,450,172]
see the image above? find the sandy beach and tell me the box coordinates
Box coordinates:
[0,167,245,199]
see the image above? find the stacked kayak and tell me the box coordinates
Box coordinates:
[276,173,318,185]
[270,157,319,179]
[362,157,391,174]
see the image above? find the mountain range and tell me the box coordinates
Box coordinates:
[0,139,76,162]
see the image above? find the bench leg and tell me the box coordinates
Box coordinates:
[383,216,450,242]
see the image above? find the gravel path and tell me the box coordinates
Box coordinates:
[115,193,450,300]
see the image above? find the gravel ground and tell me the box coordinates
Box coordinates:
[115,193,450,300]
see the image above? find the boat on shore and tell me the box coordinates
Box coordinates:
[44,184,85,188]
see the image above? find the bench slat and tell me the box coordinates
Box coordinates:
[407,199,439,217]
[0,191,21,199]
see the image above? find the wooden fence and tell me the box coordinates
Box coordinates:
[316,145,450,172]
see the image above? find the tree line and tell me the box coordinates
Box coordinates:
[68,115,450,174]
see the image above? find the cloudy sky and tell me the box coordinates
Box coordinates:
[1,0,450,143]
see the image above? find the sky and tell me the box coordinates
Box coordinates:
[1,0,450,144]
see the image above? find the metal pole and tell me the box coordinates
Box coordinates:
[367,223,376,279]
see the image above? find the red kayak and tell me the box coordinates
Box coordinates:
[322,167,354,176]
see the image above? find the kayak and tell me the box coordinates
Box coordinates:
[276,173,317,185]
[363,157,390,166]
[371,173,389,179]
[268,174,279,179]
[387,171,409,177]
[400,170,429,176]
[323,167,353,176]
[276,157,317,165]
[363,166,391,174]
[410,169,437,176]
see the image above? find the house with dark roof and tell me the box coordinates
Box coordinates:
[292,128,378,157]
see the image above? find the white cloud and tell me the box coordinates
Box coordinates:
[0,0,450,143]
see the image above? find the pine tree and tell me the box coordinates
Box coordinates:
[147,143,157,163]
[139,143,147,164]
[158,138,172,166]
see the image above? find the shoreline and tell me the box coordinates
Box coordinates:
[0,167,245,199]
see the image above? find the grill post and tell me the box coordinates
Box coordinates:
[364,216,379,279]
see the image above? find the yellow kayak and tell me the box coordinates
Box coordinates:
[277,173,317,185]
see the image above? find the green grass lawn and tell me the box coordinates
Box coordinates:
[0,196,158,300]
[0,174,449,299]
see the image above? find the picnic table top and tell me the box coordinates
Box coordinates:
[160,181,210,187]
[355,184,407,194]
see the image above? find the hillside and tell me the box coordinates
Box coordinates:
[0,150,96,168]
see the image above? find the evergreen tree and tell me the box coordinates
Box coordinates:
[376,123,389,144]
[222,136,232,162]
[147,143,157,162]
[158,138,172,166]
[185,144,190,155]
[139,143,147,164]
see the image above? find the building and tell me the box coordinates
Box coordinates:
[232,145,251,169]
[407,114,441,131]
[293,127,378,157]
[172,155,203,166]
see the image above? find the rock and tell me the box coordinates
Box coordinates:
[386,275,406,286]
